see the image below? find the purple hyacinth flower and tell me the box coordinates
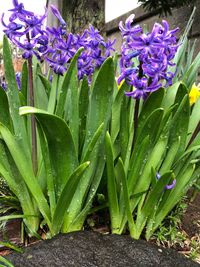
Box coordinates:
[118,14,179,99]
[2,0,48,63]
[156,172,176,190]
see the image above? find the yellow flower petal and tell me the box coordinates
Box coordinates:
[189,83,200,105]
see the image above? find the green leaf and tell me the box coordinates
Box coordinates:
[20,106,78,197]
[151,163,195,236]
[139,88,165,123]
[162,81,181,110]
[168,95,190,158]
[183,52,200,88]
[62,57,114,232]
[0,140,39,233]
[135,108,164,149]
[79,76,89,152]
[111,82,127,143]
[105,132,120,233]
[68,155,105,231]
[172,83,188,115]
[52,161,90,235]
[128,136,150,193]
[33,64,48,110]
[0,123,51,228]
[37,123,56,217]
[187,98,200,144]
[3,36,28,149]
[118,158,135,237]
[119,96,130,162]
[136,171,172,238]
[159,137,180,174]
[38,73,51,98]
[0,89,12,130]
[81,123,104,162]
[133,130,168,196]
[21,61,28,102]
[47,73,59,113]
[56,48,84,117]
[82,57,114,156]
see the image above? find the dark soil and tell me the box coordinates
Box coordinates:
[1,193,200,261]
[182,193,200,238]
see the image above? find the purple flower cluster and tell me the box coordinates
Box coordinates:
[45,8,115,80]
[2,1,115,81]
[1,0,47,60]
[118,14,179,99]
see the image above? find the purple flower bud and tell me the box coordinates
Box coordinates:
[15,72,21,89]
[156,172,176,190]
[50,5,66,27]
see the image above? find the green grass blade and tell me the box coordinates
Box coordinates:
[0,256,14,267]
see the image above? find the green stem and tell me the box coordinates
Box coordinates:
[26,33,37,175]
[186,120,200,150]
[27,56,37,175]
[132,99,140,150]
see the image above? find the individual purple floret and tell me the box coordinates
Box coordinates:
[156,173,176,190]
[15,72,21,89]
[118,14,179,99]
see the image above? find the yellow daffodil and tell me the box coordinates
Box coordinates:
[189,83,200,105]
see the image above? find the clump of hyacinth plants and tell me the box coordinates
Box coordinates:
[0,0,115,238]
[105,14,200,240]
